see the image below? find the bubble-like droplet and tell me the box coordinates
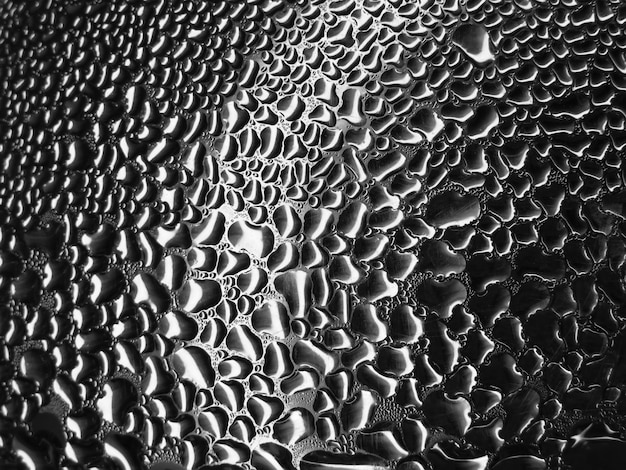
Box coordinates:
[452,24,494,65]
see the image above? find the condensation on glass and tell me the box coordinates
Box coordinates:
[1,0,625,469]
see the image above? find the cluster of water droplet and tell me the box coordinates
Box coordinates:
[2,0,626,469]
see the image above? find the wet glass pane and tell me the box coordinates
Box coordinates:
[1,1,626,469]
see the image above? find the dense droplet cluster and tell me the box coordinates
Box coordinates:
[2,0,626,469]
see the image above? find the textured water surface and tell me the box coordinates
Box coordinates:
[2,0,626,469]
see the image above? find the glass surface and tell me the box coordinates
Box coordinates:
[1,1,625,469]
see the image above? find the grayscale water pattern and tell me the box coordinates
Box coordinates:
[1,0,626,469]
